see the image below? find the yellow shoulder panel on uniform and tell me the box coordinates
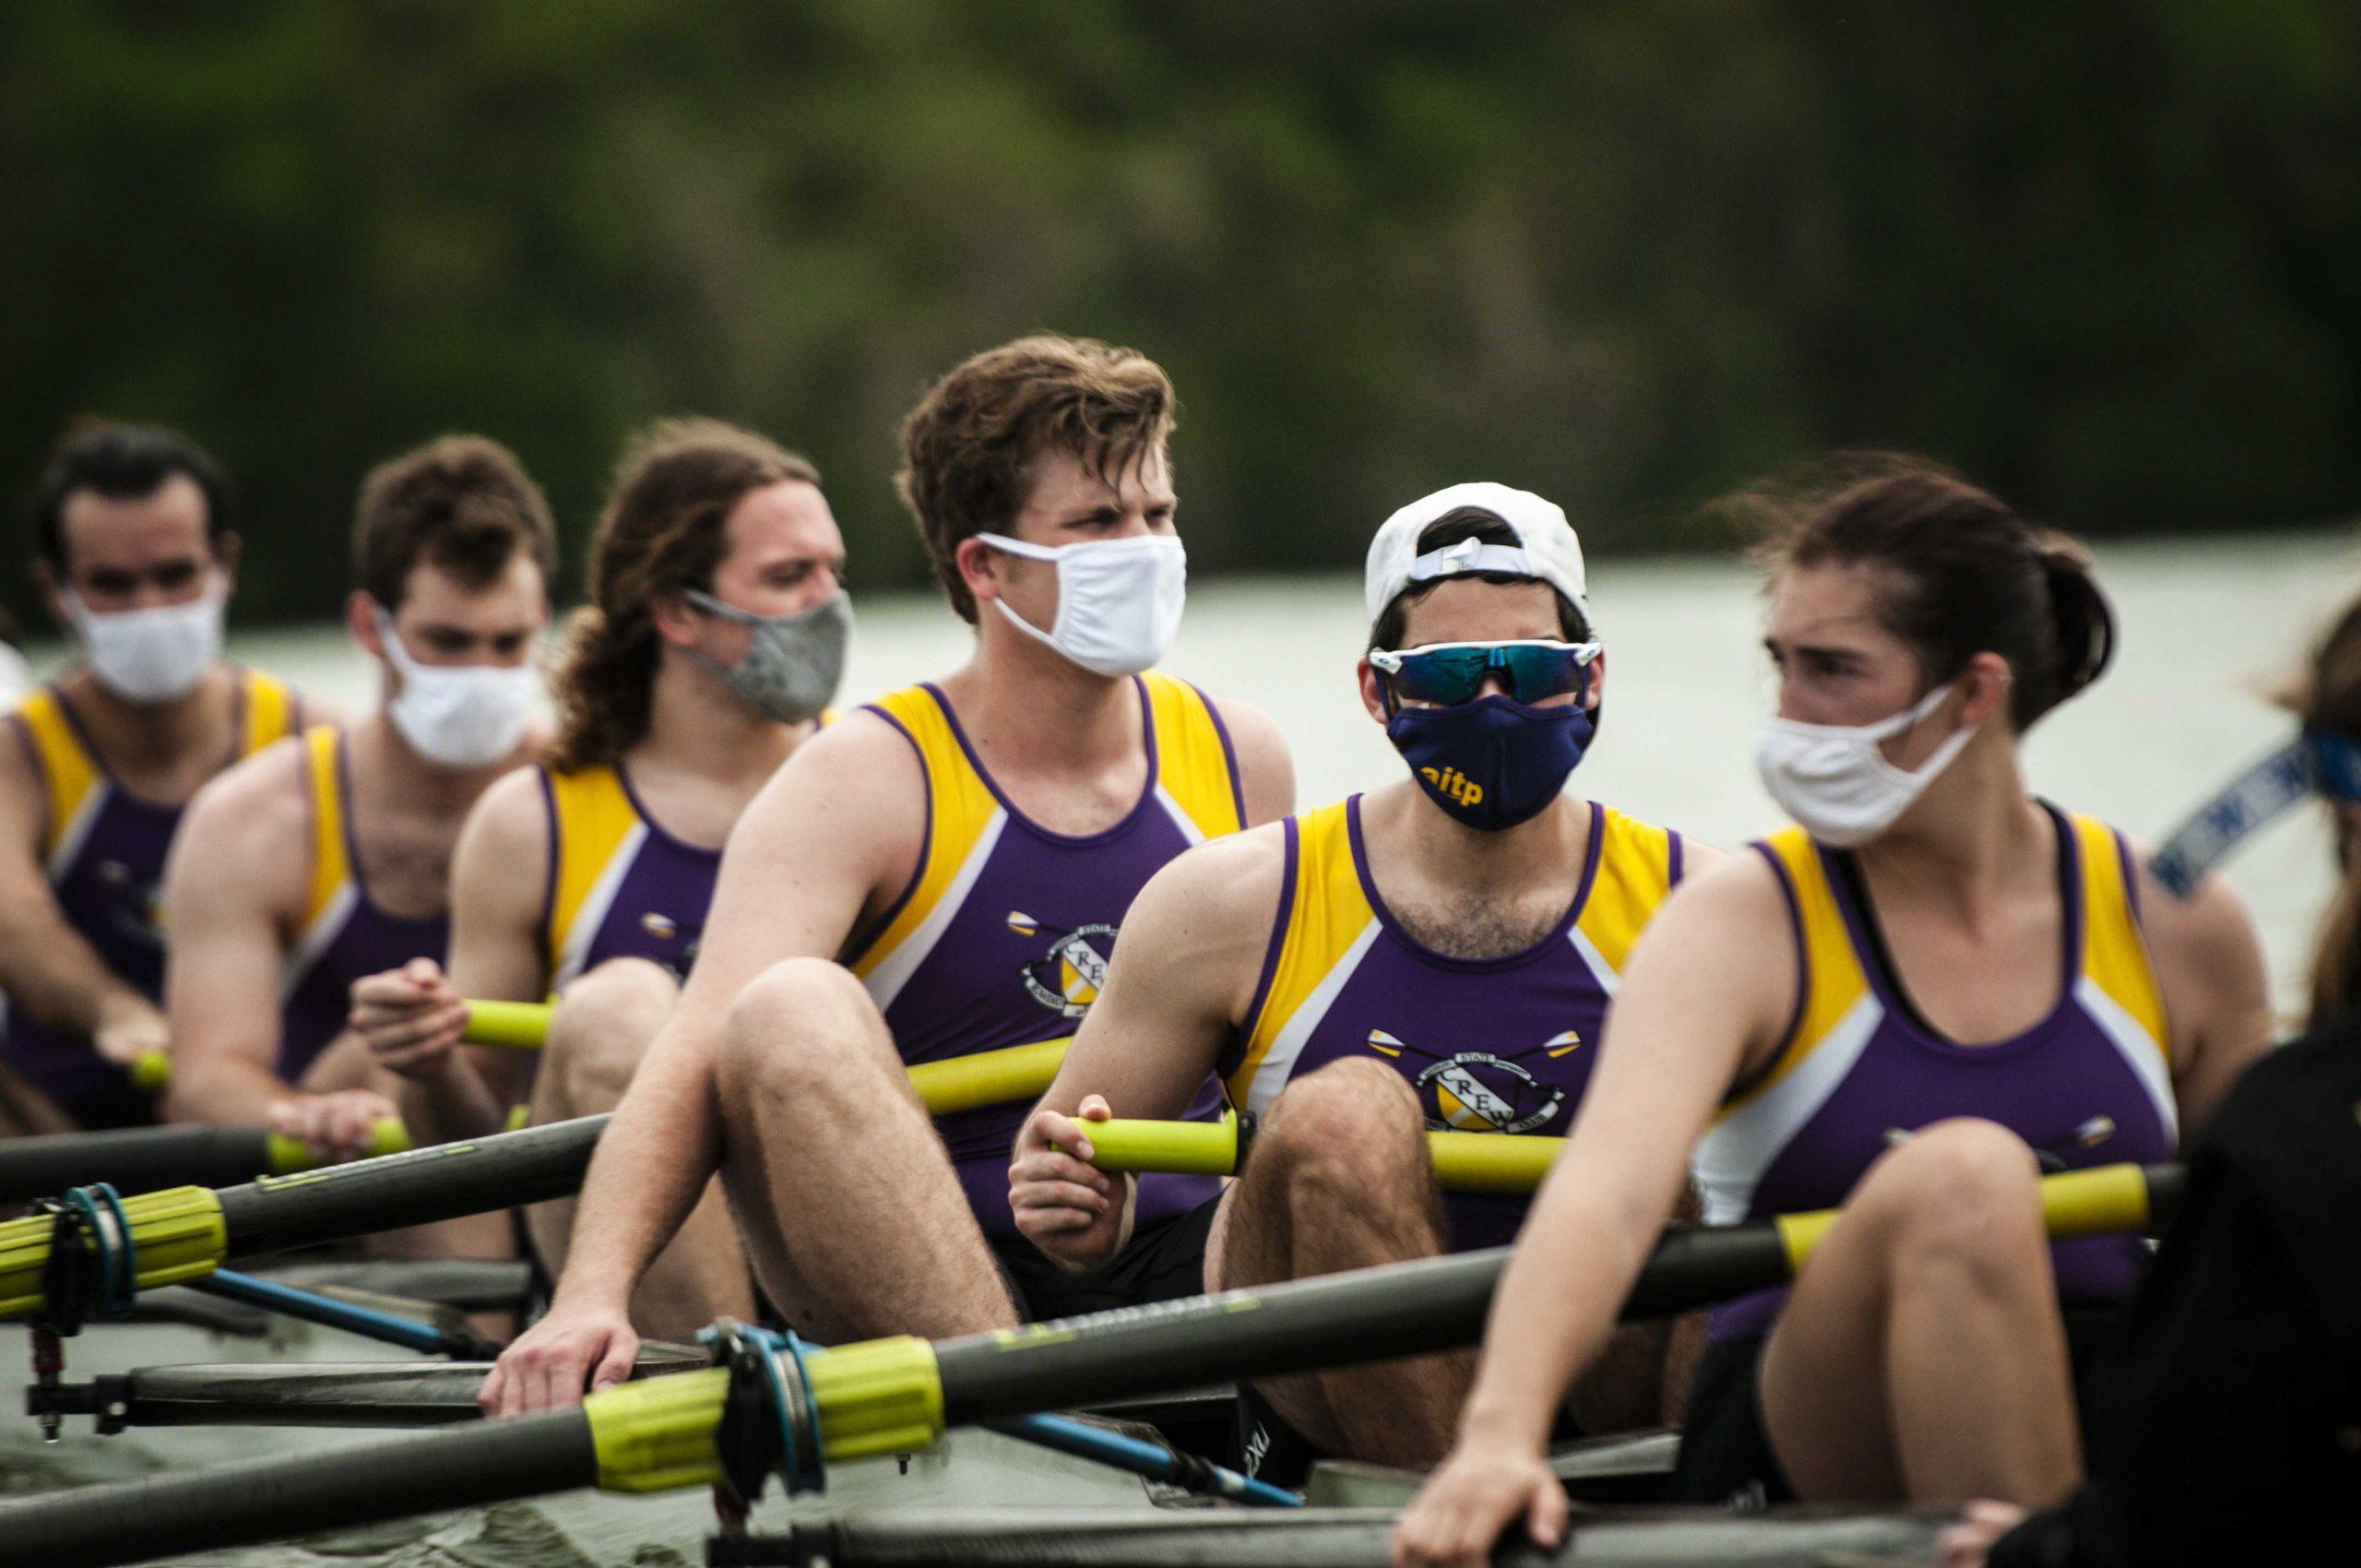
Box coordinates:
[239,671,297,755]
[848,686,1002,979]
[543,765,642,977]
[1572,806,1678,975]
[1226,800,1375,1106]
[1726,826,1869,1107]
[1142,672,1244,840]
[10,688,98,865]
[300,726,349,930]
[2070,813,2168,1062]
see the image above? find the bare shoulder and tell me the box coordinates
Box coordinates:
[457,766,551,864]
[285,684,343,729]
[1635,840,1789,959]
[184,734,310,847]
[755,708,924,826]
[1138,817,1291,928]
[730,708,926,882]
[1676,836,1728,876]
[2119,835,2266,994]
[1200,691,1295,825]
[0,711,40,828]
[172,736,313,912]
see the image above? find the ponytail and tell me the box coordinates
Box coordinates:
[544,603,660,775]
[2031,536,2115,722]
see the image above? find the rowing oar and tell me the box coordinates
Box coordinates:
[94,1002,546,1106]
[457,1001,1076,1114]
[0,1036,1075,1313]
[0,1116,415,1202]
[1075,1108,1559,1194]
[0,1162,2182,1568]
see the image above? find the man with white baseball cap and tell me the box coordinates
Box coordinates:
[1011,481,1714,1479]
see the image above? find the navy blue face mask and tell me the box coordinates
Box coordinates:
[1385,694,1596,831]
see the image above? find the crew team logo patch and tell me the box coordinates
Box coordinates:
[1009,911,1119,1018]
[1364,1027,1580,1134]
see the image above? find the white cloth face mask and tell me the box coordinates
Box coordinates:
[978,532,1186,678]
[64,581,227,704]
[1754,680,1975,849]
[376,611,540,768]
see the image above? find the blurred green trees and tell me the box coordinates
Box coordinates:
[4,1,2355,623]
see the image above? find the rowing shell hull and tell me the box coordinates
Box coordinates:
[0,1301,1165,1566]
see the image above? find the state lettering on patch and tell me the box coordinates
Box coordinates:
[1364,1027,1581,1133]
[1007,911,1119,1018]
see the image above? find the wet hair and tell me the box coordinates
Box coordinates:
[352,435,556,611]
[545,419,823,774]
[1734,453,2113,731]
[897,335,1176,624]
[30,421,234,569]
[2286,596,2361,1026]
[1367,507,1592,652]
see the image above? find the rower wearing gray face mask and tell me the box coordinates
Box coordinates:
[683,588,851,725]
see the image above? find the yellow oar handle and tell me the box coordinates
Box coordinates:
[1774,1158,2157,1271]
[1081,1112,1564,1193]
[462,1000,552,1050]
[129,1049,172,1094]
[908,1038,1071,1117]
[1074,1110,1241,1175]
[263,1117,414,1174]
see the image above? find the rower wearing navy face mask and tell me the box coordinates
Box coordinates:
[1013,482,1714,1485]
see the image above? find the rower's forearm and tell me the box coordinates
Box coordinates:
[0,915,142,1036]
[396,1059,511,1144]
[164,1054,296,1128]
[1458,1194,1638,1448]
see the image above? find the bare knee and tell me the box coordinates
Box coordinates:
[1256,1059,1427,1201]
[543,959,678,1103]
[713,958,897,1113]
[1857,1120,2046,1281]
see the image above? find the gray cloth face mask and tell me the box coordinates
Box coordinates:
[684,589,851,724]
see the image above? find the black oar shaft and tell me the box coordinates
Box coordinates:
[89,1361,491,1428]
[925,1222,1792,1428]
[0,1124,273,1202]
[0,1408,597,1568]
[216,1113,608,1258]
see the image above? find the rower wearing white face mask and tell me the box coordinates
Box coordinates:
[1,423,317,1137]
[484,335,1298,1420]
[163,435,553,1250]
[1394,457,2272,1568]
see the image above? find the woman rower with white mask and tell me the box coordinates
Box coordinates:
[1393,456,2271,1568]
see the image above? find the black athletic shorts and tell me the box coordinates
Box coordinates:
[990,1195,1220,1324]
[1672,1305,2130,1507]
[1233,1371,1591,1490]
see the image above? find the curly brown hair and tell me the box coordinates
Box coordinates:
[353,434,555,609]
[544,419,821,775]
[896,335,1176,623]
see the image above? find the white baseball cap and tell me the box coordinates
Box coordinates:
[1364,481,1590,627]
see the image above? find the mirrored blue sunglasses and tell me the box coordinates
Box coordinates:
[1368,639,1600,707]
